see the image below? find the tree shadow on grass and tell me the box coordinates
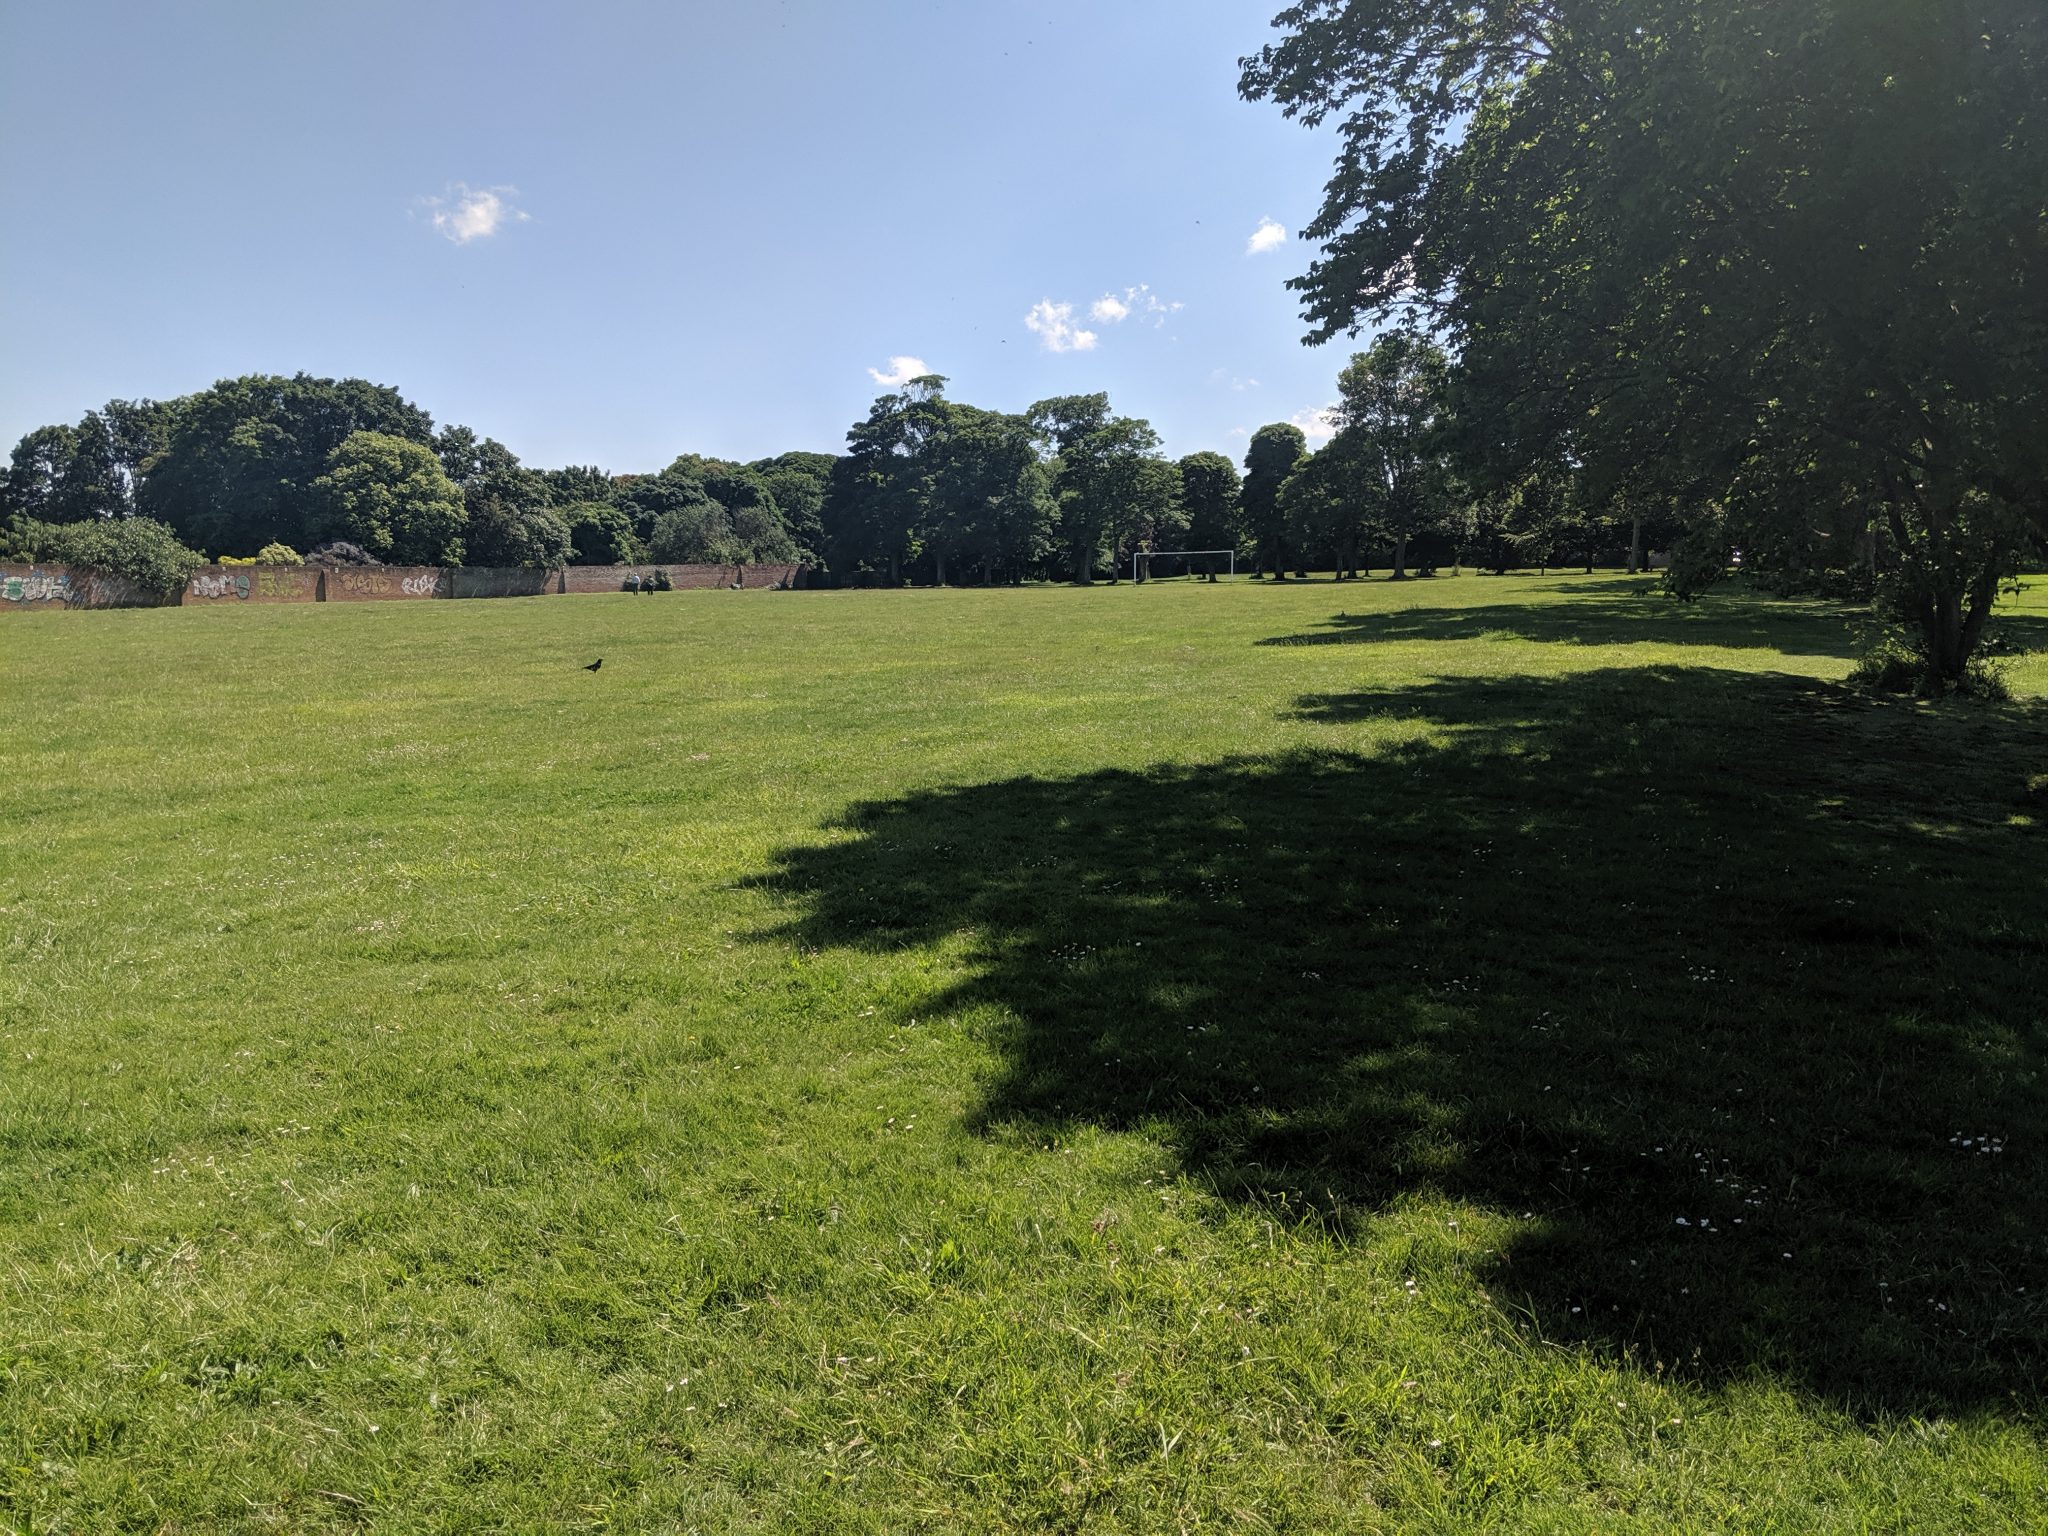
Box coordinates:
[753,669,2048,1419]
[1259,592,2048,661]
[1258,595,1869,656]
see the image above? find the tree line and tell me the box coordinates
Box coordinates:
[2,361,1682,592]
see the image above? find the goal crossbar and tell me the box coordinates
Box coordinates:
[1132,548,1237,581]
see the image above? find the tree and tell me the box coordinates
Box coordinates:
[1026,394,1174,583]
[140,373,435,556]
[2,425,79,523]
[822,377,951,584]
[560,501,644,565]
[647,500,738,565]
[1177,452,1245,564]
[309,431,466,565]
[435,427,568,568]
[1334,331,1452,579]
[749,451,836,564]
[616,459,720,547]
[1241,423,1308,579]
[1279,439,1372,578]
[541,464,617,507]
[1242,0,2048,683]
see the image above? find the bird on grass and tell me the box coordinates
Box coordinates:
[583,658,603,672]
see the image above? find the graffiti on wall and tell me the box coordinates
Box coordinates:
[189,570,253,600]
[2,568,75,604]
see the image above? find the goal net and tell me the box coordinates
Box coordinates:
[1132,548,1238,581]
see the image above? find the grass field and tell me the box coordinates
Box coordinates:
[3,572,2045,1532]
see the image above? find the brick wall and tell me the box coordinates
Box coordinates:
[185,565,322,603]
[321,566,450,601]
[1,564,171,610]
[562,563,803,592]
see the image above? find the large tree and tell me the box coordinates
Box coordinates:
[1243,0,2048,681]
[1335,330,1452,579]
[1241,423,1308,579]
[1027,393,1176,583]
[140,374,434,556]
[1176,451,1245,562]
[309,431,467,566]
[749,451,836,564]
[436,427,569,568]
[822,377,952,584]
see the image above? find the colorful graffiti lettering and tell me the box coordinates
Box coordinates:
[254,568,305,599]
[2,568,75,604]
[401,573,440,596]
[189,571,252,600]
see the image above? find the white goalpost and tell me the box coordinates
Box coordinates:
[1132,548,1238,582]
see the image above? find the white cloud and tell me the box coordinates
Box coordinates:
[421,183,529,244]
[1090,294,1130,324]
[1025,299,1098,353]
[867,355,931,387]
[1290,406,1340,442]
[1227,426,1249,438]
[1247,217,1288,256]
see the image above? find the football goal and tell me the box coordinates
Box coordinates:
[1131,548,1238,582]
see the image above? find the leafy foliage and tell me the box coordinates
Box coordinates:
[139,374,436,556]
[309,431,467,566]
[1241,423,1308,578]
[0,514,203,592]
[1242,0,2048,675]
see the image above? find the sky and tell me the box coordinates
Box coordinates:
[0,0,1362,474]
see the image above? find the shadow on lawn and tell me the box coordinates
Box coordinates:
[1258,594,1868,656]
[1260,591,2048,660]
[755,669,2048,1417]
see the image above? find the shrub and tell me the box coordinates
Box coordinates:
[305,541,381,567]
[255,542,304,566]
[560,502,644,565]
[1849,631,1926,695]
[1850,629,2013,701]
[650,568,673,591]
[218,555,258,567]
[1,516,204,594]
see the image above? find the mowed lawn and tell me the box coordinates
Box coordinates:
[3,573,2045,1533]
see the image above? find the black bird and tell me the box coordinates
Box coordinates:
[583,658,602,672]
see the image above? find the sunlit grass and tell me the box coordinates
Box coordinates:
[2,573,2043,1531]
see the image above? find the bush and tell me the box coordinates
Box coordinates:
[1661,532,1732,602]
[256,542,304,566]
[218,555,258,566]
[305,541,380,567]
[1849,631,1926,695]
[650,568,673,591]
[0,515,204,594]
[1850,629,2013,701]
[560,501,644,565]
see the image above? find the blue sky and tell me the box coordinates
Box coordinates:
[0,0,1358,473]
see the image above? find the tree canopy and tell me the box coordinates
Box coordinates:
[1242,0,2048,679]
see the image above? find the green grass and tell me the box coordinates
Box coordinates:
[3,572,2045,1532]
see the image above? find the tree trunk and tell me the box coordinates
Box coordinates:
[1916,569,2000,686]
[1392,535,1408,579]
[1628,514,1644,575]
[1073,542,1092,584]
[934,550,947,587]
[887,550,899,586]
